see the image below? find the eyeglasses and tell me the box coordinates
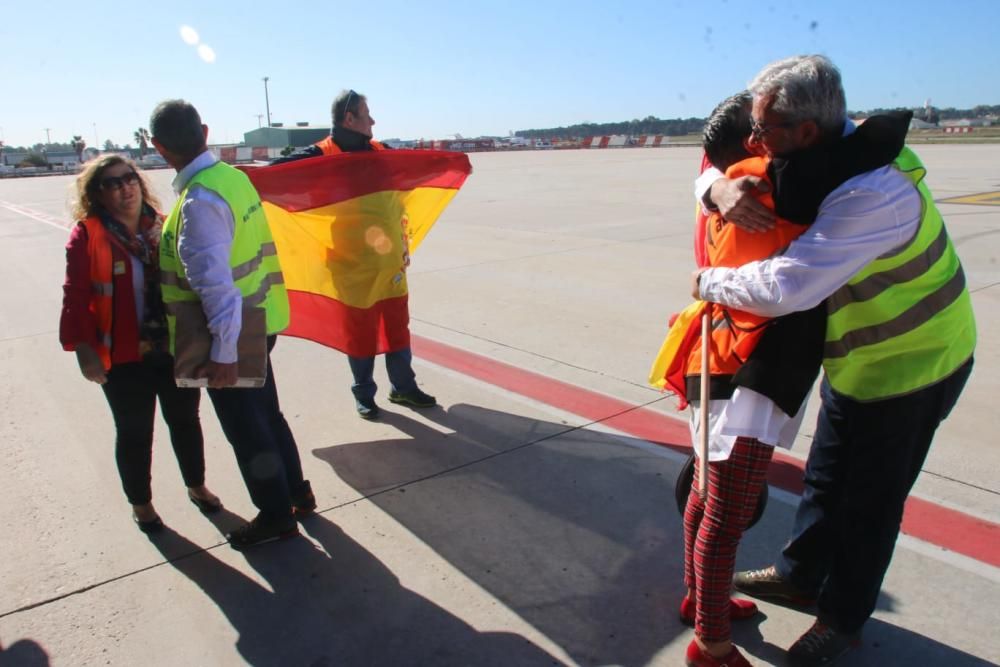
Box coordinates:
[750,119,796,140]
[99,171,140,191]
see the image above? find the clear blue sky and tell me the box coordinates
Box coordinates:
[2,0,998,149]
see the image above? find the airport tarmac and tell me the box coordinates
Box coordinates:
[0,145,997,666]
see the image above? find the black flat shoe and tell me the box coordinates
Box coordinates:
[188,490,223,514]
[133,513,164,534]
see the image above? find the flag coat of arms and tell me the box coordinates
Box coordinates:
[244,150,471,357]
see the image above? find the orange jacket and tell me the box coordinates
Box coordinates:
[693,152,712,268]
[81,216,116,370]
[705,157,805,267]
[315,136,385,154]
[680,158,809,399]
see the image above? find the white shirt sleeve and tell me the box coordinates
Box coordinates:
[695,166,724,209]
[177,186,242,363]
[698,167,922,317]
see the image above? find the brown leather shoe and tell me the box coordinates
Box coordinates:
[788,620,860,667]
[733,565,817,605]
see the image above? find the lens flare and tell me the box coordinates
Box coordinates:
[179,25,199,45]
[198,45,216,63]
[365,226,393,255]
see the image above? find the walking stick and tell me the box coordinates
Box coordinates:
[698,306,710,499]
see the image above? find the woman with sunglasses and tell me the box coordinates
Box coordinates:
[60,155,221,533]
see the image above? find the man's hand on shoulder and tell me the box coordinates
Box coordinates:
[197,360,239,388]
[708,176,776,233]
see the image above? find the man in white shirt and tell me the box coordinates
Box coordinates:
[151,100,316,550]
[693,55,975,667]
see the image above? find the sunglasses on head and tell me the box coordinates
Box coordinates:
[99,171,140,191]
[344,90,358,116]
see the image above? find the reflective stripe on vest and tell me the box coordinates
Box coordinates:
[159,161,289,353]
[81,217,115,370]
[822,147,976,400]
[160,241,279,292]
[315,135,385,154]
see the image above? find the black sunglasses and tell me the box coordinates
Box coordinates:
[99,171,140,191]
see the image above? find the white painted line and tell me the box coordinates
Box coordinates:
[0,200,72,231]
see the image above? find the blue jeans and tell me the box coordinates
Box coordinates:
[776,359,973,634]
[207,336,306,525]
[348,347,417,402]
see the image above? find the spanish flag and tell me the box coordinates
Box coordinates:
[245,150,471,356]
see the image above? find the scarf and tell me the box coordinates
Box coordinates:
[97,203,169,355]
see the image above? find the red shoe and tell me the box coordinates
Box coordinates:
[685,639,753,667]
[679,596,759,626]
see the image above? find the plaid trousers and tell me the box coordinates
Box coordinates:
[683,436,774,642]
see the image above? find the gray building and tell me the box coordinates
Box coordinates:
[1,149,80,166]
[243,124,329,149]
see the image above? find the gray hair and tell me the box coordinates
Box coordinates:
[748,55,846,135]
[331,89,365,127]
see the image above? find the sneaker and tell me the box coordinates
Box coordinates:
[679,596,759,627]
[356,398,380,420]
[733,565,817,605]
[787,620,860,667]
[685,639,753,667]
[291,480,317,519]
[388,388,437,408]
[226,514,298,551]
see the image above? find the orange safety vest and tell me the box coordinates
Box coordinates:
[693,152,712,268]
[80,216,117,370]
[705,157,806,267]
[680,158,810,399]
[315,135,385,154]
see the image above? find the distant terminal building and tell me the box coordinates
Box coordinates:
[1,149,80,166]
[243,123,329,149]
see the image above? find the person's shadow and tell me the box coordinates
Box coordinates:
[314,402,996,667]
[314,403,688,666]
[150,512,562,666]
[0,638,49,667]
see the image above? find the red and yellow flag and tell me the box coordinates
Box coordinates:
[245,150,471,356]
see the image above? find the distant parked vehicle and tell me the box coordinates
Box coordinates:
[137,154,168,168]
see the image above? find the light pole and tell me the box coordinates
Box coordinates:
[262,77,272,127]
[93,122,99,150]
[44,127,52,145]
[254,114,264,128]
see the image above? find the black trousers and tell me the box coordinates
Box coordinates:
[101,356,205,505]
[207,336,306,525]
[777,358,973,634]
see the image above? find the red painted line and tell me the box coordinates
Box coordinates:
[412,334,1000,569]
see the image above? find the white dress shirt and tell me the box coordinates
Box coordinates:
[172,150,242,364]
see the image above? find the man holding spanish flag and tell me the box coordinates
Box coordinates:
[271,89,436,420]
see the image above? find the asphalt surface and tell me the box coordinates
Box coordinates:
[0,145,997,666]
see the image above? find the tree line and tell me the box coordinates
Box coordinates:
[1,128,152,167]
[516,104,1000,139]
